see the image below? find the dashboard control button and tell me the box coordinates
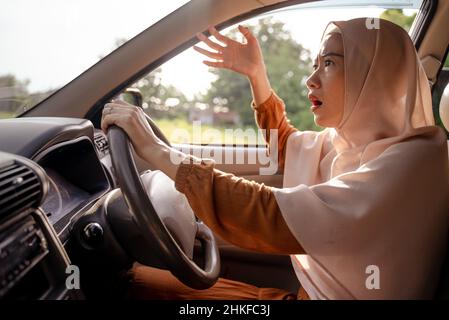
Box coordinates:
[82,223,104,247]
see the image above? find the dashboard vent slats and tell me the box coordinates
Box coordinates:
[0,163,42,218]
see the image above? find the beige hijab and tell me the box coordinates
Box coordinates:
[273,18,449,299]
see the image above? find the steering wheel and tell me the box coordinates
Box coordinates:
[106,124,220,289]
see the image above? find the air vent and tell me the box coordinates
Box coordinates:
[0,162,42,218]
[94,133,109,155]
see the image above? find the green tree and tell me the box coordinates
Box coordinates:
[380,9,416,31]
[134,67,189,119]
[202,18,316,130]
[106,38,189,119]
[0,74,57,118]
[0,74,29,118]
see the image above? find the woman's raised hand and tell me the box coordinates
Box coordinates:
[194,26,265,80]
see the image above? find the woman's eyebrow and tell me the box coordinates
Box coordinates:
[314,52,344,63]
[320,52,344,58]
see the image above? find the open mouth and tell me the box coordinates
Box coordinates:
[309,95,323,111]
[312,100,323,107]
[308,94,323,109]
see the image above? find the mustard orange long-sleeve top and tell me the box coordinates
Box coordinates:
[174,91,304,255]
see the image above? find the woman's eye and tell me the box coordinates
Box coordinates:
[324,59,333,67]
[312,64,318,70]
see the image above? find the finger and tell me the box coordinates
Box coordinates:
[193,45,222,60]
[238,25,255,43]
[208,26,231,45]
[109,99,138,110]
[203,60,226,69]
[104,102,139,112]
[101,113,124,134]
[112,99,133,106]
[102,105,140,128]
[102,106,110,115]
[196,32,224,51]
[103,105,151,134]
[104,107,136,115]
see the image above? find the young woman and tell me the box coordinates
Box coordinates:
[102,18,449,299]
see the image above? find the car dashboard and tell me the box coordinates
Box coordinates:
[0,117,118,299]
[34,134,112,241]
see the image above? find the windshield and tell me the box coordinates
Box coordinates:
[0,0,190,119]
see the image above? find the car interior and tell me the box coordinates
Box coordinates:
[1,0,449,300]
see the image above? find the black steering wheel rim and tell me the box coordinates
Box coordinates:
[107,125,220,289]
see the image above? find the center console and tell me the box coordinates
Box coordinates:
[0,152,81,300]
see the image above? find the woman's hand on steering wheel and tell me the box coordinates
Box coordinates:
[101,100,186,180]
[101,100,165,159]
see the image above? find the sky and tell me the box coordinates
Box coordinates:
[0,0,420,99]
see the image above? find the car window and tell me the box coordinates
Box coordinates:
[129,1,422,146]
[0,0,189,119]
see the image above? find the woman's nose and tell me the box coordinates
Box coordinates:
[306,71,320,89]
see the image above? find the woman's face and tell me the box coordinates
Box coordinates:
[306,32,345,128]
